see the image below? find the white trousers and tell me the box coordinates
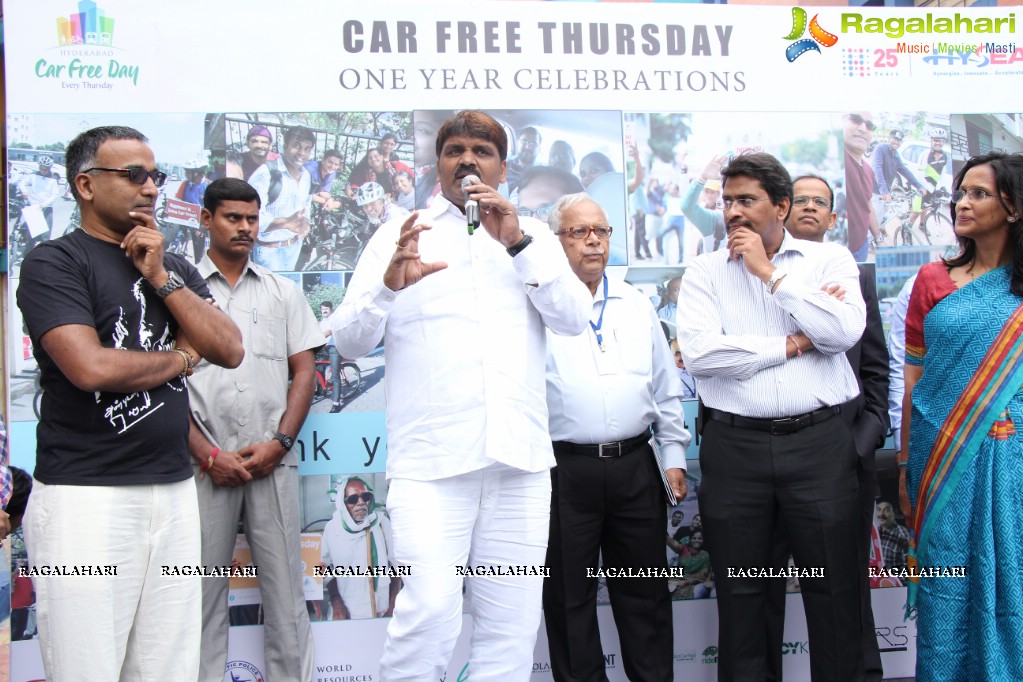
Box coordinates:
[380,463,551,682]
[24,478,201,682]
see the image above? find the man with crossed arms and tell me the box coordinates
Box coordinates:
[678,153,866,681]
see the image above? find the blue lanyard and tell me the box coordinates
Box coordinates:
[590,274,609,352]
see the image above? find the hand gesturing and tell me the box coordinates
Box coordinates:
[383,212,448,292]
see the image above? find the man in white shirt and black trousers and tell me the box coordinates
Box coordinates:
[677,153,866,681]
[543,193,689,682]
[333,110,591,682]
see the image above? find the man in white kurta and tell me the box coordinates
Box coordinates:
[320,477,398,619]
[333,111,590,682]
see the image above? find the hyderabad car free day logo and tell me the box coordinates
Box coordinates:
[56,0,114,47]
[35,0,140,88]
[783,7,838,62]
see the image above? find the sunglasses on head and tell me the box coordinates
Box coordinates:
[846,114,877,132]
[344,492,375,505]
[81,166,168,187]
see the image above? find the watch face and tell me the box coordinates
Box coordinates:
[276,434,294,450]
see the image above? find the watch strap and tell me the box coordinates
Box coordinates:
[506,233,533,257]
[155,270,185,299]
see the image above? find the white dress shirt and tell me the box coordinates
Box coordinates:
[546,277,690,471]
[887,272,916,441]
[678,230,865,418]
[248,158,312,242]
[333,195,591,480]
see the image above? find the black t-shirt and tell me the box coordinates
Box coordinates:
[16,229,211,485]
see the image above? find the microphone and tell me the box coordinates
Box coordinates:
[461,175,481,235]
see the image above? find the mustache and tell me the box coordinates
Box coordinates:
[456,164,482,178]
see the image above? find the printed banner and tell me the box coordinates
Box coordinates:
[7,0,1019,679]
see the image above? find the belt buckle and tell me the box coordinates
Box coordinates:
[769,417,798,436]
[598,442,621,458]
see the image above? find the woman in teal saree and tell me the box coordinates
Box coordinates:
[900,151,1023,681]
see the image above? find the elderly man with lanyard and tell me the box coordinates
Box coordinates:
[677,153,866,681]
[332,110,590,682]
[543,193,689,682]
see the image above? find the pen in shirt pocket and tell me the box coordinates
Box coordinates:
[253,308,257,324]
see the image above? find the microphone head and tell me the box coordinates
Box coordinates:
[460,174,481,192]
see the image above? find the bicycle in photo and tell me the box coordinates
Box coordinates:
[313,351,363,407]
[303,198,374,271]
[914,186,952,245]
[884,186,922,247]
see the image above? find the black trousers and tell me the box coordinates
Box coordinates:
[699,416,862,682]
[764,450,882,681]
[543,442,673,682]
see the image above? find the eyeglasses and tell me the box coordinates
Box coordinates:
[81,166,167,187]
[846,113,877,132]
[722,196,767,210]
[344,492,375,505]
[952,188,996,204]
[793,196,831,209]
[557,225,613,240]
[517,205,555,222]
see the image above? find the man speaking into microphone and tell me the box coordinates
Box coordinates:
[333,110,590,682]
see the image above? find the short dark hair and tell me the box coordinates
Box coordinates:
[435,111,508,161]
[580,151,615,174]
[66,126,148,201]
[6,466,32,521]
[721,152,793,208]
[320,300,334,310]
[379,133,397,145]
[518,126,541,144]
[284,125,316,148]
[792,173,835,210]
[322,149,342,161]
[947,151,1023,297]
[519,166,584,197]
[203,178,261,214]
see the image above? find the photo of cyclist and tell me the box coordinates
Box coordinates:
[16,155,61,247]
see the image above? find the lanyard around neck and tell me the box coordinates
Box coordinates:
[590,274,609,352]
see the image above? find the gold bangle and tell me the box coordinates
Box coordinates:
[172,348,193,378]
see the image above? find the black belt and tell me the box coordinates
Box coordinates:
[552,431,650,459]
[704,405,840,436]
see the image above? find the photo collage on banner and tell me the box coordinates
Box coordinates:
[9,107,1023,670]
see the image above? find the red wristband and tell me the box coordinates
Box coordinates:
[202,447,220,472]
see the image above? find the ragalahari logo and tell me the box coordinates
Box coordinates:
[783,7,838,62]
[56,0,114,47]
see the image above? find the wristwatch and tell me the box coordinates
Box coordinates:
[154,270,185,299]
[506,233,533,257]
[273,432,294,451]
[765,268,787,293]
